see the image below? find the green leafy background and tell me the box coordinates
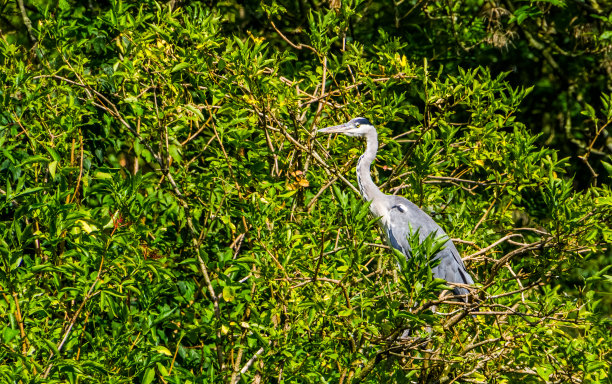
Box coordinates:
[0,0,610,383]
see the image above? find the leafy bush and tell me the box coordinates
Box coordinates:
[0,1,610,383]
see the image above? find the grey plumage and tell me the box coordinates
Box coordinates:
[318,117,473,299]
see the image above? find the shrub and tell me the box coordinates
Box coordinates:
[0,1,610,383]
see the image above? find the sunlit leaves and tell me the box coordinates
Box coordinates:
[0,1,610,383]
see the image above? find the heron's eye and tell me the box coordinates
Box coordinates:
[355,123,360,128]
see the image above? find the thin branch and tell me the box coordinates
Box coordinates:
[306,176,338,210]
[239,344,268,376]
[180,105,214,146]
[17,0,36,42]
[7,292,30,356]
[43,256,104,378]
[464,234,524,261]
[269,21,317,53]
[484,240,548,286]
[69,128,84,203]
[472,194,497,234]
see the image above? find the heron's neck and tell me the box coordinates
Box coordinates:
[356,131,385,202]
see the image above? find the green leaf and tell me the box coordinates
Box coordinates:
[184,104,205,121]
[223,286,235,302]
[43,338,60,356]
[48,161,58,179]
[152,346,173,356]
[171,62,190,73]
[94,171,113,179]
[2,327,20,343]
[20,155,50,166]
[157,362,169,376]
[44,146,61,162]
[601,160,612,177]
[536,365,552,381]
[142,368,155,384]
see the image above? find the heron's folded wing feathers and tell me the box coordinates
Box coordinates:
[384,196,473,288]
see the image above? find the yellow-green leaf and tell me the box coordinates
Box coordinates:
[48,161,58,179]
[152,346,172,356]
[223,286,235,302]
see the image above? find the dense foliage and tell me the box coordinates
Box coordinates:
[0,0,610,383]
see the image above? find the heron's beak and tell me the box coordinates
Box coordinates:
[317,123,350,134]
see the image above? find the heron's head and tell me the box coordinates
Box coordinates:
[317,117,375,137]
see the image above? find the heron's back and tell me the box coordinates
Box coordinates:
[377,195,473,297]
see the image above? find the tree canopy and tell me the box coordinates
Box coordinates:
[0,0,610,383]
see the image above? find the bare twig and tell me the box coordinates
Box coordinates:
[43,256,104,378]
[484,240,547,286]
[288,277,352,308]
[312,234,326,282]
[578,155,599,185]
[584,120,611,159]
[239,345,267,376]
[4,292,30,356]
[505,263,526,303]
[69,128,84,203]
[17,0,36,42]
[230,340,245,384]
[464,233,524,261]
[306,176,338,210]
[472,195,498,234]
[269,21,317,53]
[180,110,213,146]
[168,335,183,375]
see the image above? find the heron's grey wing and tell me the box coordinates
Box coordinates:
[383,196,448,259]
[383,196,473,296]
[431,244,474,298]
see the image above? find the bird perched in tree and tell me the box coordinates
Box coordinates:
[318,117,473,300]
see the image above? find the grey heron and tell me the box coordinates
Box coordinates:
[318,117,473,300]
